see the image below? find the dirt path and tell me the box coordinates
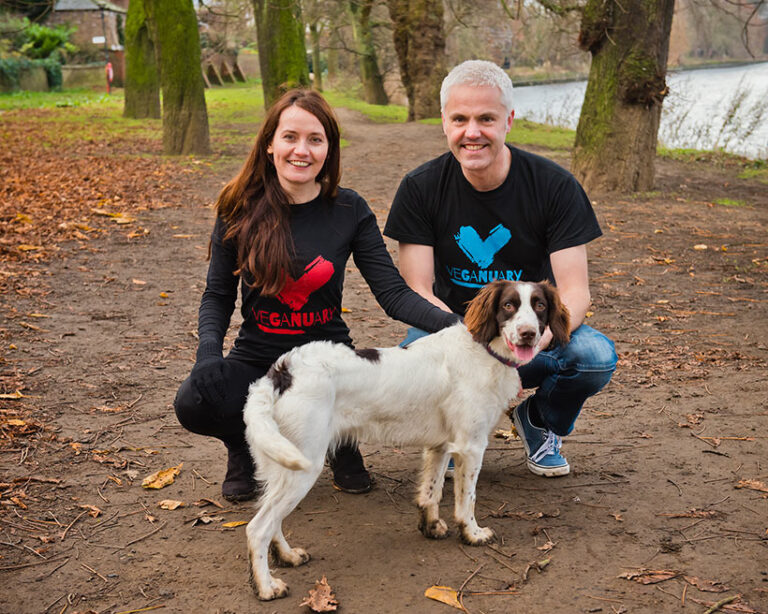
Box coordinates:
[2,108,767,614]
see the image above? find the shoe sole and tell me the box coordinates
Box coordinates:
[526,460,570,477]
[332,481,373,494]
[222,489,260,503]
[513,407,570,478]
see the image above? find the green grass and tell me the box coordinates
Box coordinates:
[713,197,749,207]
[508,118,575,150]
[0,88,120,110]
[322,89,409,123]
[204,81,265,124]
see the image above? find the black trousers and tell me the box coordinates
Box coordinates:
[174,357,267,449]
[174,357,361,464]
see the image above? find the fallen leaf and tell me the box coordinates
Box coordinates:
[141,463,183,489]
[736,479,768,494]
[611,512,624,522]
[79,504,102,518]
[619,568,681,584]
[657,509,720,518]
[537,540,556,552]
[424,585,465,611]
[0,390,25,400]
[683,575,728,592]
[132,279,146,285]
[158,499,185,510]
[222,520,248,528]
[300,576,339,612]
[194,498,224,509]
[693,244,708,250]
[18,244,43,251]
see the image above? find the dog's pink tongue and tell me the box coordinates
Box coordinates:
[514,345,536,363]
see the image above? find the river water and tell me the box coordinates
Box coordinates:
[512,62,768,159]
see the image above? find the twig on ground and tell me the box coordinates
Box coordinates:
[81,562,108,582]
[667,479,683,496]
[703,594,739,613]
[122,521,166,548]
[457,563,485,612]
[60,510,88,541]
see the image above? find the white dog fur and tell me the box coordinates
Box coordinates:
[242,280,570,600]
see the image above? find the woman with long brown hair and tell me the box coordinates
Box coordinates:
[174,89,459,501]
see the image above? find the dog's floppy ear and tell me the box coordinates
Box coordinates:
[464,281,505,344]
[540,281,570,347]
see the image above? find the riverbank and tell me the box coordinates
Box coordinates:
[511,57,768,87]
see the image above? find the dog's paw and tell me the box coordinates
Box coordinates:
[277,547,310,568]
[419,517,450,540]
[255,577,289,601]
[459,524,496,546]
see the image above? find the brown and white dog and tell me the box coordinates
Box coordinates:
[242,280,569,600]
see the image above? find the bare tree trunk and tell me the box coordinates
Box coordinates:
[348,0,388,105]
[144,0,210,155]
[253,0,310,107]
[572,0,675,192]
[386,0,445,120]
[123,0,159,119]
[309,21,323,92]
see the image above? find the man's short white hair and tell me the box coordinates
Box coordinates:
[440,60,514,114]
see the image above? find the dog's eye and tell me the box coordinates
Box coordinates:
[534,301,547,312]
[502,302,514,311]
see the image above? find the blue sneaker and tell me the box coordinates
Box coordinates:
[445,457,454,479]
[512,400,570,477]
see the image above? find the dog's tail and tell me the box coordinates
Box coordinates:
[243,376,312,472]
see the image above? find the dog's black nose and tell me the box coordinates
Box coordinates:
[519,329,536,344]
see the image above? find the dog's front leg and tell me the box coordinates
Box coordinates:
[417,446,450,539]
[453,448,496,545]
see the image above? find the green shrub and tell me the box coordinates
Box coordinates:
[0,57,62,90]
[20,22,77,61]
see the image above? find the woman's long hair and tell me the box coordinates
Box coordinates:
[214,89,341,296]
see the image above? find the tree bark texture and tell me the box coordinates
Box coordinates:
[348,0,388,105]
[387,0,445,120]
[123,0,160,119]
[144,0,211,155]
[309,21,323,92]
[572,0,675,192]
[253,0,310,107]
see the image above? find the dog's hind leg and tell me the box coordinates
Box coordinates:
[417,446,451,539]
[246,463,323,600]
[270,526,310,568]
[453,446,496,546]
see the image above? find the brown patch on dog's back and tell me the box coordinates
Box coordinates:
[355,348,380,362]
[267,361,292,394]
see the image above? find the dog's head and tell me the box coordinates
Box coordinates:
[464,280,570,364]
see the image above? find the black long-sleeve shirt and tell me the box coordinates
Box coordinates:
[196,188,460,366]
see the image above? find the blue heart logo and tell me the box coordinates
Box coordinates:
[454,224,511,269]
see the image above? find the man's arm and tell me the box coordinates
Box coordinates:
[398,243,453,312]
[540,244,591,349]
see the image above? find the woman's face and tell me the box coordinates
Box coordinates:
[267,105,329,199]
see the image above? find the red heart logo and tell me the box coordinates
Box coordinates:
[276,256,334,310]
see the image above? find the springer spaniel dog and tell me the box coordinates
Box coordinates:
[242,280,569,600]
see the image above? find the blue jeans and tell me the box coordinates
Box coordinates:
[401,324,617,437]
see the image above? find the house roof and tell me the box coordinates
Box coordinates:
[54,0,127,13]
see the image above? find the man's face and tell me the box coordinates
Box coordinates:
[441,84,514,179]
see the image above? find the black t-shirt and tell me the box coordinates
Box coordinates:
[384,145,602,315]
[196,187,460,366]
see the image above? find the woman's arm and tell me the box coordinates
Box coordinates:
[352,208,460,333]
[196,218,239,360]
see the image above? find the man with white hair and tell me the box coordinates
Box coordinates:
[384,59,617,477]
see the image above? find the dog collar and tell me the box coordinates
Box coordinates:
[485,345,520,369]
